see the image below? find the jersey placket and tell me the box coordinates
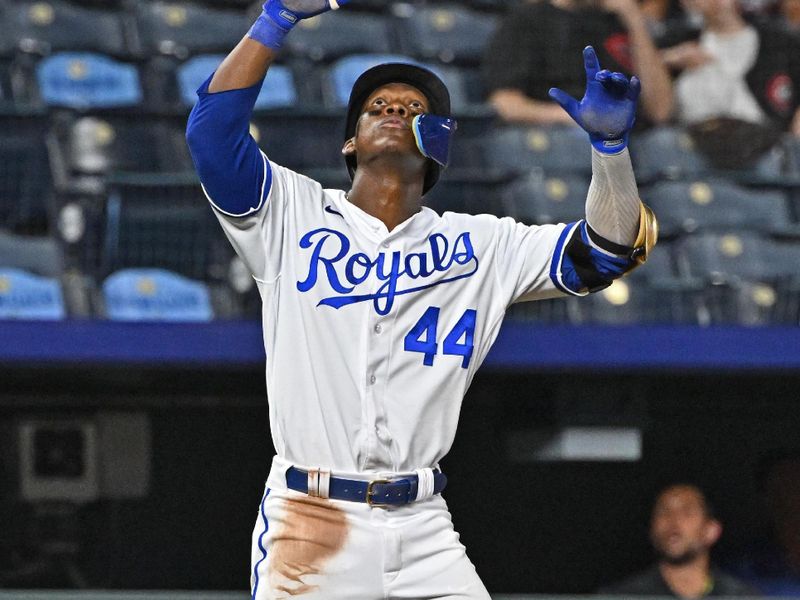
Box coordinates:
[362,232,398,471]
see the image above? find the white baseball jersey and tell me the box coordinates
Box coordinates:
[211,155,573,474]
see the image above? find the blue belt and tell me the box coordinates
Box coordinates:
[285,466,447,507]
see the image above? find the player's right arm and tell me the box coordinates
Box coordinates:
[185,0,347,217]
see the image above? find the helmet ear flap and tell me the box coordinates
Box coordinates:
[412,114,457,168]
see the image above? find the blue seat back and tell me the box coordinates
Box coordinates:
[178,56,296,109]
[103,268,213,322]
[328,53,469,111]
[37,52,142,109]
[0,268,65,320]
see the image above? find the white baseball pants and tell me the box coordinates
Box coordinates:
[249,457,491,600]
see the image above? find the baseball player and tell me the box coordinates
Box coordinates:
[185,1,657,598]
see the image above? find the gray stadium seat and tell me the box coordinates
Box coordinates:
[502,173,589,225]
[674,230,800,283]
[643,179,791,236]
[394,4,499,66]
[135,2,249,59]
[284,11,394,63]
[630,126,710,183]
[6,0,129,56]
[485,125,592,178]
[581,278,703,325]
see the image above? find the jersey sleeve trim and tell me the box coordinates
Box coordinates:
[203,151,272,218]
[549,221,589,297]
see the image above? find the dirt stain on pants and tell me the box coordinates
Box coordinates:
[268,495,349,596]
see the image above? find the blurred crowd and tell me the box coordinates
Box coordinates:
[0,0,799,324]
[483,0,800,170]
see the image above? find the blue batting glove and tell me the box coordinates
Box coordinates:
[548,46,641,154]
[248,0,350,50]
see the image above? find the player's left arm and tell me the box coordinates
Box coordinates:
[547,46,657,295]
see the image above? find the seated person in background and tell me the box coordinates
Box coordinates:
[725,451,800,596]
[482,0,673,127]
[600,483,758,598]
[662,0,800,167]
[780,0,800,31]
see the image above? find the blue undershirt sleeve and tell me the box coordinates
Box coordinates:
[185,73,272,217]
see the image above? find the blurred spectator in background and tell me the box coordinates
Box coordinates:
[639,0,698,44]
[725,451,800,596]
[482,0,673,126]
[661,0,800,168]
[779,0,800,30]
[600,484,757,598]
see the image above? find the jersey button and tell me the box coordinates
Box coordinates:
[369,374,376,385]
[374,324,382,334]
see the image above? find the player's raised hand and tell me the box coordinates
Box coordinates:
[548,46,640,154]
[249,0,350,50]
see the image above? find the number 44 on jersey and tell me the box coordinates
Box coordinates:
[404,306,477,369]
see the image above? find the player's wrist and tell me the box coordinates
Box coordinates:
[247,0,297,50]
[589,131,629,155]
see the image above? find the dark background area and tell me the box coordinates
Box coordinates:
[1,364,796,593]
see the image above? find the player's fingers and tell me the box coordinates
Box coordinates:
[610,72,628,86]
[626,75,642,102]
[583,46,600,82]
[548,87,579,118]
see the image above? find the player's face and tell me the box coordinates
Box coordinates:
[344,83,430,165]
[649,486,719,565]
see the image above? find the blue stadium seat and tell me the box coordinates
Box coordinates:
[630,126,710,183]
[284,11,394,62]
[36,52,142,109]
[0,268,65,320]
[177,56,297,110]
[502,173,589,225]
[102,268,213,321]
[325,54,471,112]
[0,231,65,320]
[485,125,592,178]
[394,4,499,66]
[643,179,791,236]
[6,0,129,56]
[135,2,249,59]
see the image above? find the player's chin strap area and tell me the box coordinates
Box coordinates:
[286,466,447,507]
[412,114,457,168]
